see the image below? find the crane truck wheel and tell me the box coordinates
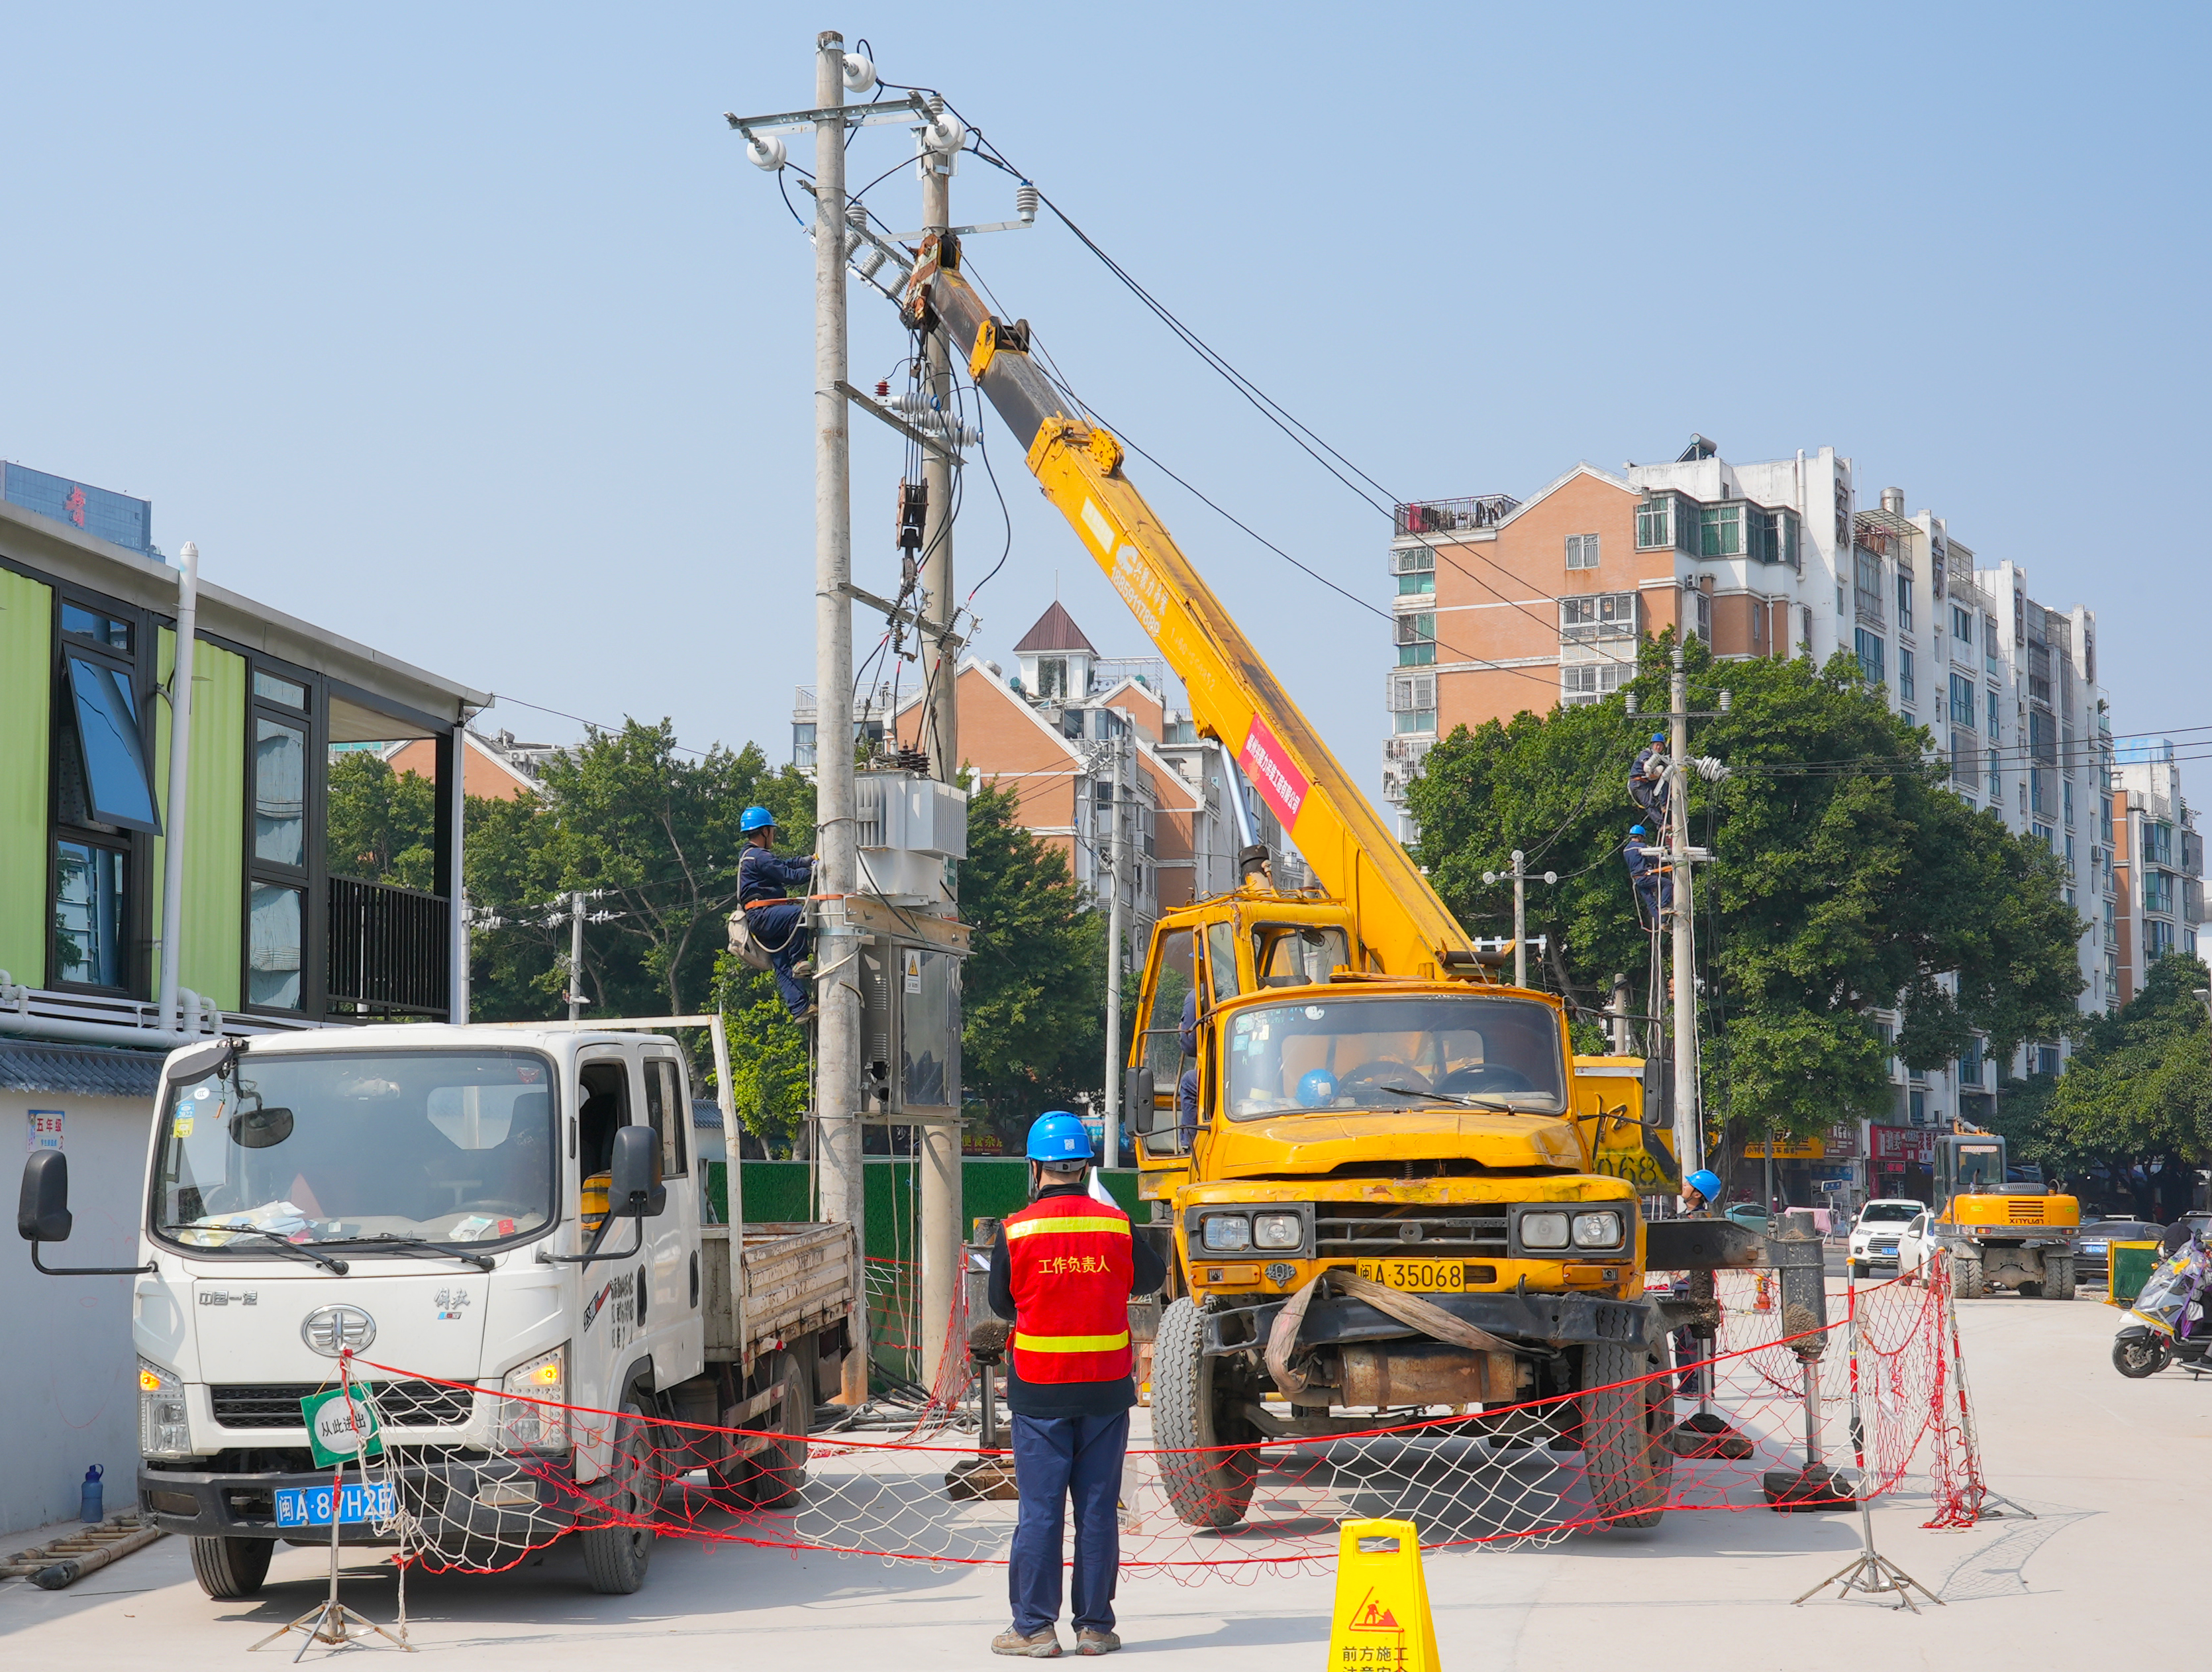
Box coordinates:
[189,1535,274,1599]
[1152,1297,1256,1530]
[1578,1339,1672,1531]
[579,1400,656,1594]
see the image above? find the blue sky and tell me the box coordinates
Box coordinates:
[7,3,2205,796]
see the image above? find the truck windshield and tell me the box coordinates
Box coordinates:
[152,1049,558,1252]
[1225,994,1566,1118]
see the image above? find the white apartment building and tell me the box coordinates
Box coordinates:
[2110,741,2205,1002]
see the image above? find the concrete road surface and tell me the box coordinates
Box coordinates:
[1,1289,2189,1669]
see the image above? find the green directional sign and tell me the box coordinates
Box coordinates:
[300,1384,384,1469]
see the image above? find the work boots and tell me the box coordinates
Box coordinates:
[991,1626,1062,1657]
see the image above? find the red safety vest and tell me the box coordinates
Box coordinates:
[1005,1194,1135,1385]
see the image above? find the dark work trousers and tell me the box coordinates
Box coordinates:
[748,901,811,1016]
[1008,1409,1129,1638]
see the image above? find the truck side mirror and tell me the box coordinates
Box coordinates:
[607,1125,665,1217]
[166,1038,236,1086]
[19,1150,72,1243]
[1124,1067,1156,1136]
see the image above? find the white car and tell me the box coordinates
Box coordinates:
[1848,1198,1925,1278]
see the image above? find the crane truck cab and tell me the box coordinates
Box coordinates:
[1123,888,1673,1532]
[1929,1129,2079,1298]
[16,1024,856,1602]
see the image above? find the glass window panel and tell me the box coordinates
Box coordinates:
[54,839,127,988]
[66,656,161,832]
[254,670,307,709]
[254,717,307,867]
[248,882,304,1009]
[61,603,132,650]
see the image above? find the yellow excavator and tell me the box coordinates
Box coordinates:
[904,238,1726,1530]
[1929,1127,2079,1298]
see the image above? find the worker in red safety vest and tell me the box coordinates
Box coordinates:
[986,1112,1166,1659]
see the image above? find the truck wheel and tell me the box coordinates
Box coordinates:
[1953,1255,1984,1300]
[1579,1339,1672,1531]
[2044,1255,2077,1300]
[713,1354,809,1510]
[579,1400,656,1594]
[189,1535,274,1599]
[1152,1297,1256,1530]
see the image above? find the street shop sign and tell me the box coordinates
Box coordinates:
[1872,1125,1936,1166]
[1750,1133,1825,1160]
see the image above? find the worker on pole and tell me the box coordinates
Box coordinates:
[987,1113,1166,1657]
[1623,824,1672,927]
[736,806,816,1023]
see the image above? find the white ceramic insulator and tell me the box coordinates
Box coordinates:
[842,53,876,93]
[1015,182,1039,223]
[746,134,786,172]
[924,111,966,155]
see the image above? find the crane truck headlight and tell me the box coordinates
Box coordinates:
[1252,1212,1304,1252]
[1572,1211,1626,1250]
[498,1345,570,1453]
[1199,1214,1252,1252]
[139,1358,191,1458]
[1517,1211,1570,1251]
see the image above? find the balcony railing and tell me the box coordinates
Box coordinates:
[327,876,450,1018]
[1395,495,1520,537]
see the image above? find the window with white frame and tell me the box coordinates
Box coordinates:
[1561,663,1627,707]
[1387,670,1436,733]
[1565,533,1600,570]
[1560,592,1637,641]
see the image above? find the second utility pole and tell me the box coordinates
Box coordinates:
[1668,643,1703,1178]
[811,28,868,1405]
[1101,734,1129,1170]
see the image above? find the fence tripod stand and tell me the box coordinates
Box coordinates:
[250,1463,413,1657]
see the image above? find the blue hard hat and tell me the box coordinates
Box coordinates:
[1026,1111,1094,1163]
[1629,825,1646,837]
[740,805,776,833]
[1296,1069,1339,1109]
[1650,733,1666,744]
[1687,1169,1723,1201]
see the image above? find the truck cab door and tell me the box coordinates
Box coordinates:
[642,1049,705,1386]
[1132,925,1196,1194]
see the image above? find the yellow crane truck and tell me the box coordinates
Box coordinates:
[903,240,1742,1531]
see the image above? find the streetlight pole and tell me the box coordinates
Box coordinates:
[1669,643,1703,1178]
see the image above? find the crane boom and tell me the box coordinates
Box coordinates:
[911,251,1482,980]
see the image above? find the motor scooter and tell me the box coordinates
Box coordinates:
[2114,1235,2212,1378]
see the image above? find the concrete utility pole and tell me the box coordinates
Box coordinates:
[913,98,963,1394]
[919,104,958,789]
[809,30,869,1406]
[1101,734,1129,1169]
[157,541,199,1036]
[1668,643,1703,1178]
[1482,850,1555,990]
[1611,972,1631,1057]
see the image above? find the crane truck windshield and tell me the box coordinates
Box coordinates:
[1225,995,1566,1118]
[152,1049,558,1253]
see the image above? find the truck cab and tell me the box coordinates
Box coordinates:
[1123,889,1670,1532]
[20,1023,853,1601]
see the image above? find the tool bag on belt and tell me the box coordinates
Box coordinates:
[726,906,775,973]
[1005,1194,1136,1383]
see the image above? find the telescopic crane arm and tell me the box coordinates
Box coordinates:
[904,245,1485,982]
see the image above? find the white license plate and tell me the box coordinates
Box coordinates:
[274,1483,394,1528]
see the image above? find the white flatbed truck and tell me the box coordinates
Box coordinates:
[15,1023,856,1598]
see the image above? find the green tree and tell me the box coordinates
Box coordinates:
[1405,633,2086,1159]
[325,753,440,891]
[958,774,1109,1145]
[2031,952,2212,1216]
[465,719,815,1022]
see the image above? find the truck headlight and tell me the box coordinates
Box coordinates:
[1199,1214,1252,1251]
[1519,1211,1570,1250]
[498,1345,569,1453]
[1572,1211,1625,1250]
[1252,1212,1303,1251]
[139,1358,191,1459]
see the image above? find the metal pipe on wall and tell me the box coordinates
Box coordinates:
[156,541,199,1035]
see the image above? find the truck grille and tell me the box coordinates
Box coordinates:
[2005,1200,2046,1225]
[1315,1203,1511,1259]
[211,1381,474,1430]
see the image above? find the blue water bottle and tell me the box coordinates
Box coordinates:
[80,1464,103,1523]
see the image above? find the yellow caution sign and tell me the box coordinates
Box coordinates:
[1325,1518,1438,1672]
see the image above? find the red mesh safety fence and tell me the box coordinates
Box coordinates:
[335,1257,1987,1580]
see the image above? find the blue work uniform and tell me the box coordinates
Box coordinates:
[1623,837,1672,926]
[988,1184,1169,1642]
[738,845,815,1017]
[1630,747,1670,822]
